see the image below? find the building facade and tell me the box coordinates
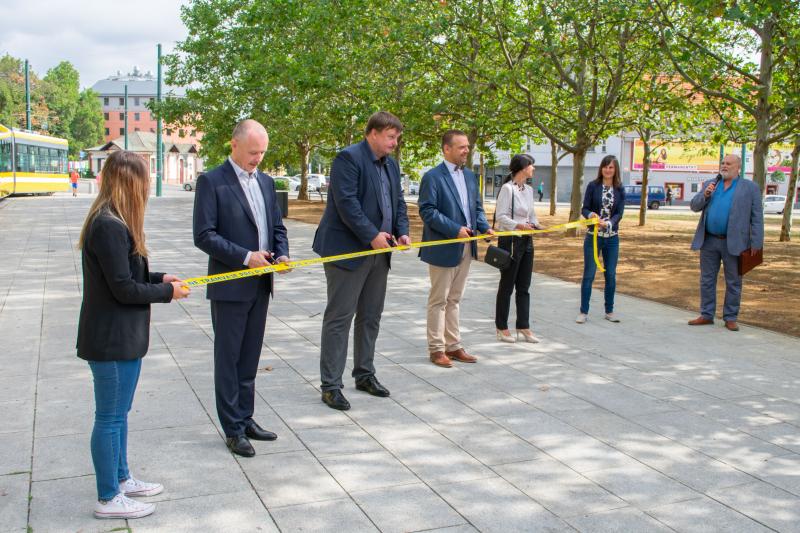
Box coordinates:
[86,132,203,185]
[92,67,202,146]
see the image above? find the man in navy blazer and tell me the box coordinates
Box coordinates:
[313,111,410,410]
[688,154,763,331]
[418,130,493,368]
[193,119,290,457]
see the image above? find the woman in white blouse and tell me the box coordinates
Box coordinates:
[494,154,544,343]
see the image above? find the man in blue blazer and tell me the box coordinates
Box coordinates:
[688,154,763,331]
[193,119,290,457]
[418,130,493,368]
[313,111,410,410]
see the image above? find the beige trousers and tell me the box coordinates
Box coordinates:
[426,245,472,353]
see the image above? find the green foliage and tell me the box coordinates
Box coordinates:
[273,178,289,191]
[770,169,786,182]
[0,56,103,157]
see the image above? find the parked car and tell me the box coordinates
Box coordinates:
[306,173,326,192]
[624,185,666,209]
[408,181,420,195]
[183,178,196,191]
[764,194,787,214]
[282,176,301,191]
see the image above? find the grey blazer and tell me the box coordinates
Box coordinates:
[690,177,764,255]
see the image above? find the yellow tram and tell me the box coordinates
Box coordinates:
[0,124,69,198]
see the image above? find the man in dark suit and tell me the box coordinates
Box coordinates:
[313,111,410,410]
[418,130,493,368]
[193,119,290,457]
[688,154,763,331]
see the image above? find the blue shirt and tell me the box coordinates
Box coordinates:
[705,178,738,236]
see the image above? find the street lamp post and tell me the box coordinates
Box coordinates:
[24,60,31,130]
[156,44,163,197]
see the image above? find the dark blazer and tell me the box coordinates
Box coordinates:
[418,162,490,267]
[76,213,173,362]
[690,177,763,255]
[193,159,289,301]
[581,180,626,233]
[312,140,409,270]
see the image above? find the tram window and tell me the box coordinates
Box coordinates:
[16,144,30,172]
[0,142,12,172]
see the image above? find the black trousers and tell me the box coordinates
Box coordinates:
[210,277,270,438]
[495,236,534,330]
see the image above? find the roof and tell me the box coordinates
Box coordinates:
[86,132,198,155]
[91,77,186,98]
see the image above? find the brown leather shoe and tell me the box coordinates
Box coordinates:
[725,320,739,331]
[445,348,477,363]
[688,316,714,326]
[430,351,452,367]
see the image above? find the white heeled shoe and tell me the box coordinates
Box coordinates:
[496,329,516,343]
[517,330,540,343]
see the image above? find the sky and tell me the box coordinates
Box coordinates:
[0,0,191,89]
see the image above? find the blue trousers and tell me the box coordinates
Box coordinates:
[699,235,742,321]
[580,234,619,314]
[88,358,142,501]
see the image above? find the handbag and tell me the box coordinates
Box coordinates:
[486,184,514,270]
[485,244,512,270]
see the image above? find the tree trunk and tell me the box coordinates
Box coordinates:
[567,148,586,236]
[297,141,310,201]
[752,16,775,196]
[467,128,478,171]
[779,136,800,242]
[639,137,651,226]
[394,139,406,194]
[549,139,558,216]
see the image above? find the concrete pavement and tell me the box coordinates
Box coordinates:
[1,194,799,532]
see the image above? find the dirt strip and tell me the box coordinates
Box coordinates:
[286,199,800,338]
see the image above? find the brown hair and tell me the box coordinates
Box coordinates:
[79,150,151,257]
[594,155,622,189]
[441,129,468,149]
[365,111,403,135]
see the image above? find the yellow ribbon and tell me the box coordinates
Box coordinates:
[184,218,602,288]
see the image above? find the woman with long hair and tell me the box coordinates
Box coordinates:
[576,155,625,324]
[77,150,190,519]
[494,154,544,343]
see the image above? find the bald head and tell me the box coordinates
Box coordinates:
[231,119,269,173]
[720,154,741,180]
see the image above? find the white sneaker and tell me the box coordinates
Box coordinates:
[120,476,164,497]
[94,493,155,519]
[575,313,587,324]
[604,313,621,323]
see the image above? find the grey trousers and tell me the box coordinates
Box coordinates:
[320,254,389,391]
[699,235,742,321]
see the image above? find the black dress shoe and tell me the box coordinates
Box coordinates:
[245,421,278,441]
[226,435,255,457]
[356,375,390,397]
[321,389,351,410]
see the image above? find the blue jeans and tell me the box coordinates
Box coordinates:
[88,358,142,501]
[580,234,619,314]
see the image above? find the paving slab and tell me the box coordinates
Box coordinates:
[4,196,800,532]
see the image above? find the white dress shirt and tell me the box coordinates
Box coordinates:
[444,160,472,228]
[495,182,540,231]
[228,157,269,266]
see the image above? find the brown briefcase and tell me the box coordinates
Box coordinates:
[738,248,763,276]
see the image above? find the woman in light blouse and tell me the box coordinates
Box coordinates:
[494,154,544,343]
